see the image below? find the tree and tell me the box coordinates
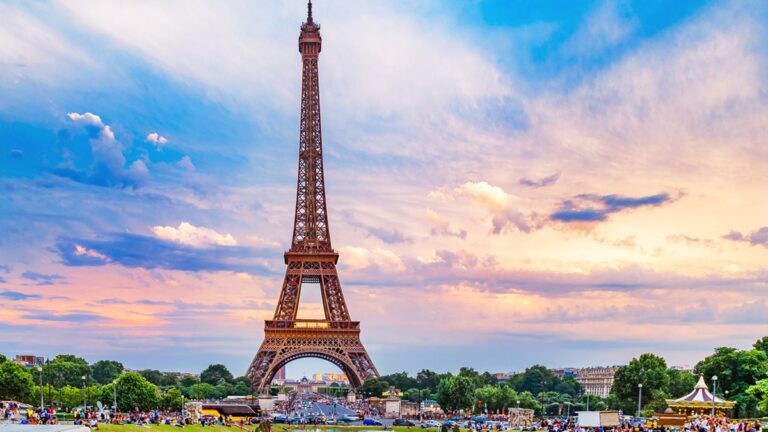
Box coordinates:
[696,347,768,395]
[137,369,163,386]
[516,391,541,413]
[189,383,215,400]
[200,364,234,385]
[514,365,557,395]
[160,373,179,387]
[91,360,123,385]
[180,375,199,389]
[475,384,517,413]
[44,355,92,388]
[554,376,581,397]
[746,379,768,416]
[666,369,697,398]
[695,346,768,417]
[754,336,768,356]
[59,385,84,410]
[232,381,252,396]
[361,378,389,397]
[98,383,116,408]
[379,372,418,391]
[436,375,475,413]
[161,387,183,411]
[611,353,669,414]
[213,380,233,399]
[416,370,442,391]
[458,367,497,389]
[114,372,159,411]
[0,360,34,401]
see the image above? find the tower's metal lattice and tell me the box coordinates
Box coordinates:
[246,1,379,393]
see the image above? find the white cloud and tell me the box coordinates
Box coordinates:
[152,221,237,247]
[563,0,637,55]
[146,132,168,147]
[176,155,195,171]
[53,1,511,158]
[338,246,405,272]
[74,244,109,261]
[454,181,532,234]
[0,4,92,78]
[66,112,149,188]
[426,209,466,239]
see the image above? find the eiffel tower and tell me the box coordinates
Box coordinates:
[246,1,379,393]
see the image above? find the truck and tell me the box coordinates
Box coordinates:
[576,411,620,428]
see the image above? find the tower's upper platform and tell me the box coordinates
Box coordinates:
[299,1,321,55]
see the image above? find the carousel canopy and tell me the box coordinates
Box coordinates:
[666,374,735,408]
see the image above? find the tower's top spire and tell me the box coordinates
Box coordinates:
[299,0,321,54]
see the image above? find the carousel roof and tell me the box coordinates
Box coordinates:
[666,374,735,407]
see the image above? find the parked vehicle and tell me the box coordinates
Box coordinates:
[394,418,417,426]
[338,415,359,423]
[364,418,384,426]
[422,420,442,428]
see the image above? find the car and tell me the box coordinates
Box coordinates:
[394,418,417,427]
[422,420,442,428]
[364,418,384,426]
[271,415,288,424]
[443,420,457,427]
[338,415,359,423]
[326,419,338,425]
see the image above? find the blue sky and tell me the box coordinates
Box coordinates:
[1,0,767,378]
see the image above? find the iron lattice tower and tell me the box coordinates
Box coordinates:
[246,1,379,393]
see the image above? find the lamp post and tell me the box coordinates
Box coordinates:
[586,392,590,411]
[182,395,185,422]
[636,383,643,418]
[711,376,718,417]
[113,380,118,413]
[37,366,44,410]
[82,375,87,412]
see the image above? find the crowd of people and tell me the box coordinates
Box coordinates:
[537,416,765,432]
[683,417,763,432]
[2,403,59,425]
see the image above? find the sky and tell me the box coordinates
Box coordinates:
[1,0,767,379]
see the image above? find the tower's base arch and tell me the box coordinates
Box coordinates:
[247,320,378,394]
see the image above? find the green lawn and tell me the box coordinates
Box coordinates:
[96,424,440,432]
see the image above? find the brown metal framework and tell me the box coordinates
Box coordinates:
[246,1,379,394]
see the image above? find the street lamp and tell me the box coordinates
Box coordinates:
[586,392,590,411]
[636,383,643,418]
[82,375,87,412]
[711,376,718,417]
[37,366,44,410]
[113,380,118,414]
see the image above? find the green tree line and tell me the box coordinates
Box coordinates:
[361,336,768,417]
[0,355,253,411]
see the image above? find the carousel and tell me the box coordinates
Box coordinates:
[665,374,735,417]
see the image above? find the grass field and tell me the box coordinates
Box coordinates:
[96,424,440,432]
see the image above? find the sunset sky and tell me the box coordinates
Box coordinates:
[1,0,767,378]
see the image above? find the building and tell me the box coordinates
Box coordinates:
[275,366,286,380]
[312,372,348,383]
[550,366,619,398]
[572,366,619,398]
[494,372,518,384]
[13,355,45,368]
